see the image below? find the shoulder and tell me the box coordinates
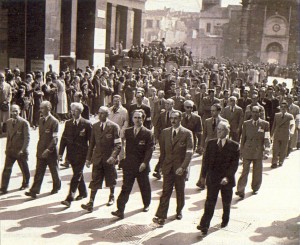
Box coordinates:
[107,120,119,128]
[181,126,193,135]
[142,126,152,135]
[227,139,240,149]
[50,115,59,124]
[81,118,92,126]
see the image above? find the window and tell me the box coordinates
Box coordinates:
[206,23,211,33]
[156,20,160,28]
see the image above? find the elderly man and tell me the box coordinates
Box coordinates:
[25,101,61,198]
[236,106,270,198]
[153,110,194,226]
[197,121,240,235]
[0,72,12,134]
[59,102,92,207]
[0,105,30,194]
[81,106,121,212]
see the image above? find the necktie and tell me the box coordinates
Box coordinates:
[212,118,216,131]
[282,113,284,118]
[42,118,46,125]
[254,121,257,127]
[134,128,138,137]
[74,120,77,126]
[218,140,223,151]
[173,130,177,139]
[166,112,170,124]
[231,107,234,113]
[12,119,16,127]
[100,123,104,132]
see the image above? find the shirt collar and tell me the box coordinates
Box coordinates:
[74,116,81,125]
[172,125,181,134]
[100,120,107,128]
[217,136,228,146]
[44,114,50,122]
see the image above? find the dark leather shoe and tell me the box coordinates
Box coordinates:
[60,162,70,168]
[279,162,283,167]
[221,222,228,228]
[111,210,124,219]
[0,189,8,195]
[75,194,87,201]
[25,191,37,198]
[235,191,245,199]
[19,185,29,191]
[252,190,258,195]
[81,202,93,212]
[176,213,182,220]
[107,195,114,206]
[143,206,150,212]
[271,164,278,169]
[153,217,165,226]
[50,189,59,195]
[196,182,205,190]
[61,200,71,208]
[196,225,208,235]
[153,172,161,180]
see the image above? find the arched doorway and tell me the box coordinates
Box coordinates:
[266,42,283,64]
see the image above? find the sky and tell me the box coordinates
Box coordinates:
[145,0,241,12]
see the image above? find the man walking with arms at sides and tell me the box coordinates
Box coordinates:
[111,110,154,219]
[152,110,194,226]
[197,121,240,235]
[235,106,270,199]
[271,101,295,168]
[0,105,30,194]
[25,101,61,198]
[81,106,121,212]
[59,102,92,207]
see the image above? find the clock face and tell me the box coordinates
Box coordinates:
[272,24,281,32]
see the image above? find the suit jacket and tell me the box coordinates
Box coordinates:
[86,119,121,164]
[170,96,185,112]
[6,116,30,156]
[181,112,203,144]
[59,117,92,162]
[194,92,207,116]
[202,96,221,121]
[202,116,228,148]
[128,104,151,129]
[159,126,194,175]
[37,114,59,159]
[152,98,167,127]
[202,138,240,187]
[156,110,173,136]
[241,119,270,159]
[222,105,244,133]
[123,126,154,173]
[237,97,252,112]
[271,112,294,140]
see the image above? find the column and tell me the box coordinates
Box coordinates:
[105,3,117,50]
[133,9,142,46]
[70,0,78,58]
[125,7,134,48]
[110,4,117,49]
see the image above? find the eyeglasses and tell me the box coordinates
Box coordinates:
[185,106,193,109]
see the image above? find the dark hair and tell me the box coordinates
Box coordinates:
[132,109,146,120]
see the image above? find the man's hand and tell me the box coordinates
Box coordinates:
[176,167,184,176]
[41,149,49,159]
[139,162,146,172]
[85,160,91,168]
[220,177,228,185]
[107,156,116,165]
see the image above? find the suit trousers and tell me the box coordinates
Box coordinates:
[237,159,262,193]
[1,154,30,191]
[155,169,186,219]
[200,184,233,228]
[272,138,289,164]
[30,157,61,194]
[117,169,151,212]
[66,160,87,201]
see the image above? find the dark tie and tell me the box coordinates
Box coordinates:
[74,121,77,127]
[212,118,216,131]
[134,128,138,137]
[218,140,223,151]
[100,123,104,132]
[173,130,177,139]
[231,107,234,113]
[166,112,170,124]
[282,113,284,118]
[42,118,46,125]
[113,107,118,113]
[12,119,16,127]
[254,121,258,127]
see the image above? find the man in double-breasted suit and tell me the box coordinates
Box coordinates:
[271,101,294,168]
[196,104,228,189]
[153,110,194,226]
[153,98,175,179]
[59,102,92,207]
[222,96,244,142]
[111,109,154,219]
[197,121,240,235]
[81,106,121,212]
[25,101,61,198]
[0,105,30,194]
[236,106,270,198]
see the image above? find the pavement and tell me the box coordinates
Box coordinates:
[0,119,299,245]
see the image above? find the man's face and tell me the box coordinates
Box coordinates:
[280,104,288,114]
[229,99,236,107]
[0,73,4,85]
[175,88,181,96]
[184,103,193,114]
[113,97,121,107]
[170,112,181,128]
[40,104,49,117]
[132,111,144,127]
[165,101,173,111]
[224,91,229,99]
[10,106,20,119]
[136,93,143,104]
[211,106,219,118]
[158,91,164,99]
[217,125,228,139]
[71,107,81,120]
[251,108,260,120]
[243,91,249,98]
[98,110,108,122]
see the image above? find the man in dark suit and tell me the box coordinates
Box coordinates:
[222,96,244,142]
[152,90,167,143]
[235,106,270,198]
[153,110,194,226]
[237,90,252,113]
[25,101,61,198]
[128,91,151,129]
[81,106,121,212]
[153,98,175,180]
[202,89,220,121]
[194,83,208,119]
[111,109,154,219]
[197,121,240,235]
[59,102,92,207]
[0,105,30,194]
[271,101,294,168]
[171,86,185,112]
